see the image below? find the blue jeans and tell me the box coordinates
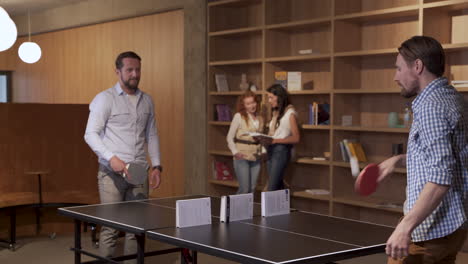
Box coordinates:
[233,159,261,193]
[267,144,292,191]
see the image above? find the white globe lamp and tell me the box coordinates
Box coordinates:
[18,41,41,63]
[0,7,18,52]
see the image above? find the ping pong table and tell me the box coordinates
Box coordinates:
[58,195,394,264]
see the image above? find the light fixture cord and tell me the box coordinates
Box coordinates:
[28,10,31,42]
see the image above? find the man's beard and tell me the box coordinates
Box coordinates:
[400,80,418,98]
[124,78,139,91]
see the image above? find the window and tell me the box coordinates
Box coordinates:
[0,71,12,103]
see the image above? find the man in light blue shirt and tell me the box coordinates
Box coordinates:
[84,51,162,262]
[379,36,467,263]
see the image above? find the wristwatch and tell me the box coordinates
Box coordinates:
[152,165,163,172]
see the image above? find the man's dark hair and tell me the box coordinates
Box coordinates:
[398,36,445,77]
[115,51,141,70]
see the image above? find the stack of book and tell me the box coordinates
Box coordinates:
[213,161,234,181]
[339,139,367,163]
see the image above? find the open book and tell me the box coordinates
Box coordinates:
[241,132,273,139]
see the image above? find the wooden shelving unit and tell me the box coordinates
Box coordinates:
[207,0,468,226]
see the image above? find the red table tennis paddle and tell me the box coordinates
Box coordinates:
[354,163,380,196]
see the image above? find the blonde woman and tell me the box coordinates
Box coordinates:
[226,91,263,193]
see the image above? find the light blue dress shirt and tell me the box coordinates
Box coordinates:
[406,77,468,242]
[84,82,161,169]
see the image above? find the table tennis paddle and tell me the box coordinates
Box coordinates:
[354,163,380,196]
[122,163,148,186]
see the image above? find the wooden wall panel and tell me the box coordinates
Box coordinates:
[0,10,184,198]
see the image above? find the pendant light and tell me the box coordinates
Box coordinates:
[0,6,17,52]
[18,11,41,63]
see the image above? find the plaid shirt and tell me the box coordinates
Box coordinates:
[405,77,468,242]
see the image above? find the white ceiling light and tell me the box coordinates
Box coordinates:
[18,10,41,63]
[0,7,18,52]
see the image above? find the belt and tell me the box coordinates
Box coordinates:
[234,138,260,145]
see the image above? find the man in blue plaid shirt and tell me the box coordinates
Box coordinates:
[378,36,468,263]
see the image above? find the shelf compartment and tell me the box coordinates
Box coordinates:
[266,22,331,58]
[208,124,232,151]
[332,166,405,210]
[333,93,412,128]
[333,54,399,91]
[333,130,409,164]
[210,31,262,62]
[285,163,330,194]
[209,63,262,93]
[265,59,331,92]
[334,12,418,53]
[265,0,331,25]
[423,2,468,46]
[209,0,263,32]
[445,46,468,86]
[288,93,331,126]
[295,130,330,161]
[335,0,419,16]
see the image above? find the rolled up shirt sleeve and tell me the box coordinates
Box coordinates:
[84,93,115,162]
[146,99,161,167]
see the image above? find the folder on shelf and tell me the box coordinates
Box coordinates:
[261,189,290,217]
[176,197,212,228]
[215,73,229,92]
[287,72,302,91]
[220,193,254,223]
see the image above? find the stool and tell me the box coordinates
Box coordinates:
[24,170,50,234]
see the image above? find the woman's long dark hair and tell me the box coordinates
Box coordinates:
[267,84,291,128]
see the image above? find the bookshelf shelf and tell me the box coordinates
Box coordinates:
[296,158,331,166]
[333,196,404,214]
[209,59,263,66]
[208,121,231,126]
[209,180,265,191]
[292,191,331,202]
[209,26,263,36]
[334,5,420,22]
[302,125,331,130]
[332,161,407,174]
[334,48,398,57]
[207,0,468,226]
[208,150,233,157]
[333,126,410,133]
[266,17,332,30]
[333,89,401,94]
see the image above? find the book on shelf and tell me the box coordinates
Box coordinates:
[220,193,253,223]
[214,73,229,92]
[304,189,330,195]
[287,72,302,91]
[274,71,303,91]
[308,102,330,125]
[375,202,403,210]
[274,71,287,89]
[340,139,367,163]
[215,104,232,122]
[213,161,234,181]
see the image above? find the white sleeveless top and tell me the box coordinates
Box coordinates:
[270,107,297,139]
